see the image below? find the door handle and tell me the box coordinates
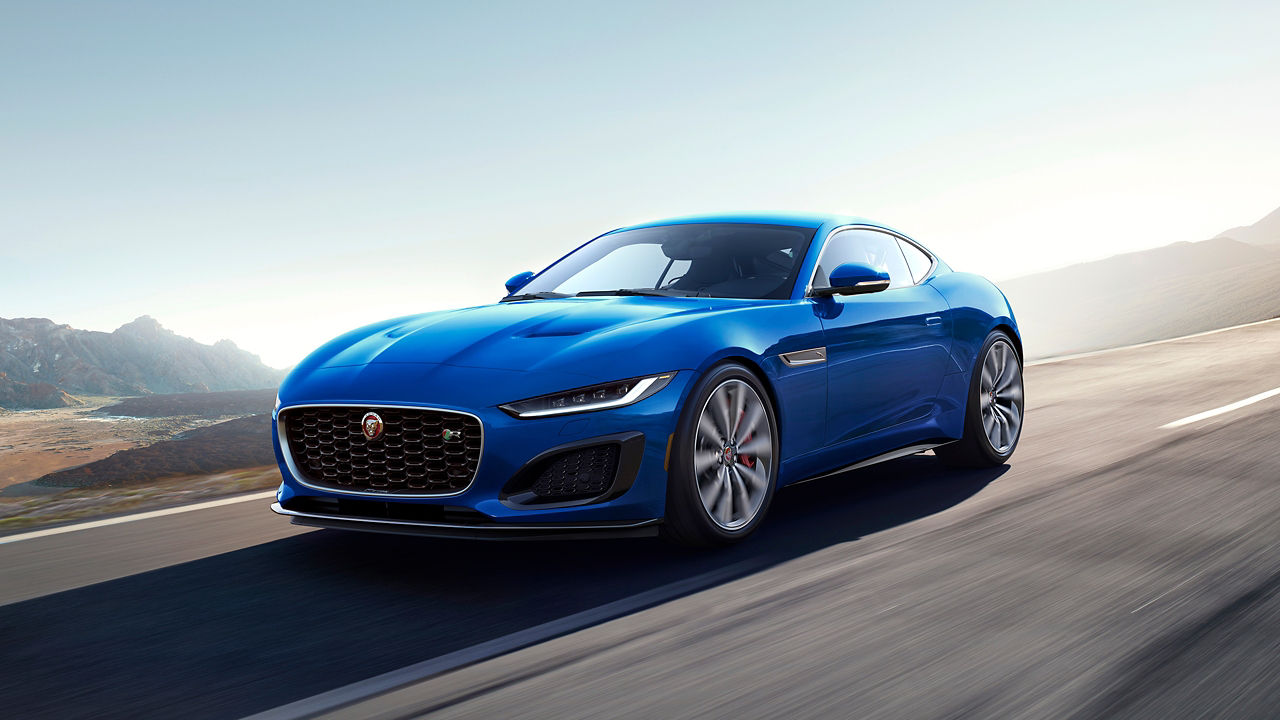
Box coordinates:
[924,315,943,327]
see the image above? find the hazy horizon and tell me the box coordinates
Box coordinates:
[4,1,1279,367]
[7,197,1278,373]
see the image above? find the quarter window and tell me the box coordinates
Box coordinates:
[897,238,933,283]
[814,229,913,290]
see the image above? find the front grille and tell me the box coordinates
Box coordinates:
[281,406,482,495]
[530,444,620,500]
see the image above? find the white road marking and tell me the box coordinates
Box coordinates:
[1027,316,1280,366]
[1131,569,1207,613]
[1160,387,1280,429]
[241,562,754,720]
[0,490,277,545]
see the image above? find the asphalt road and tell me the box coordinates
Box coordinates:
[2,320,1279,719]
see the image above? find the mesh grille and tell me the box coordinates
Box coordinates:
[281,406,481,494]
[531,444,619,500]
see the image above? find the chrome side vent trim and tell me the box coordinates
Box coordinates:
[780,347,827,367]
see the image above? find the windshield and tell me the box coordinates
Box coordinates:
[512,223,816,300]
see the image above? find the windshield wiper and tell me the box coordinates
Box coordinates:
[575,288,700,298]
[500,291,570,302]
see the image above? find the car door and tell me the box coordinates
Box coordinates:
[812,228,952,446]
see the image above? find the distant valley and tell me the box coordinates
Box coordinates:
[0,389,279,530]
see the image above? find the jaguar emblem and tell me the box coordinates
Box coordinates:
[361,411,384,441]
[441,428,464,443]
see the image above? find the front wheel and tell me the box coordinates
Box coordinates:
[661,363,779,547]
[936,331,1024,468]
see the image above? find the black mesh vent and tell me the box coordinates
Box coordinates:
[530,444,620,500]
[281,406,481,494]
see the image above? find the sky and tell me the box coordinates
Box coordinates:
[2,0,1278,368]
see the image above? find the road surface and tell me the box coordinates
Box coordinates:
[1,319,1278,719]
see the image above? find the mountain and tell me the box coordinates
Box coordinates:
[0,316,284,409]
[1213,205,1280,246]
[1001,206,1280,359]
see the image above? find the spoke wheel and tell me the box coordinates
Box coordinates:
[936,330,1024,468]
[692,379,774,530]
[978,339,1023,454]
[663,363,779,547]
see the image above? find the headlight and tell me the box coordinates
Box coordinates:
[500,373,676,418]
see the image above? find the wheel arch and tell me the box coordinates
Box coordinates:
[695,354,784,452]
[992,323,1023,364]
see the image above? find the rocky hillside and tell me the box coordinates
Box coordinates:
[0,374,83,409]
[0,316,283,409]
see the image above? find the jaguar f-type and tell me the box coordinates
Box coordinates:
[271,213,1023,546]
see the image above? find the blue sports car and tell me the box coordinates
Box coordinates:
[271,213,1023,546]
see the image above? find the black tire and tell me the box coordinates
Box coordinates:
[936,330,1024,468]
[661,363,780,548]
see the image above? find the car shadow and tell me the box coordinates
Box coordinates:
[0,456,1005,720]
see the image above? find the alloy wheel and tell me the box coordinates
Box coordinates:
[692,379,774,530]
[979,339,1023,453]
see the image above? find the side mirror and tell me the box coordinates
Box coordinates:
[504,271,536,295]
[811,262,891,297]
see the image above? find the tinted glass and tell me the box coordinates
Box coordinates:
[814,229,912,290]
[897,237,933,283]
[551,244,690,296]
[517,223,816,300]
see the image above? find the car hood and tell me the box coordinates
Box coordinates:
[314,296,759,375]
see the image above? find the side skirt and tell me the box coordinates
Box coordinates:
[789,441,956,486]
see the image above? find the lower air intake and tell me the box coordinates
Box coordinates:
[531,444,620,500]
[500,432,644,507]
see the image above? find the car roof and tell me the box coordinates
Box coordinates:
[611,212,902,236]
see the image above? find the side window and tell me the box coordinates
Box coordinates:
[814,230,913,290]
[897,238,933,283]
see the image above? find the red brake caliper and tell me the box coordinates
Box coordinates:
[734,406,755,468]
[738,430,755,469]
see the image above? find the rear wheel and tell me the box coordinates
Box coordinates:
[661,363,778,547]
[936,331,1024,468]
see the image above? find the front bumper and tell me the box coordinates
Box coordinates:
[272,366,696,528]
